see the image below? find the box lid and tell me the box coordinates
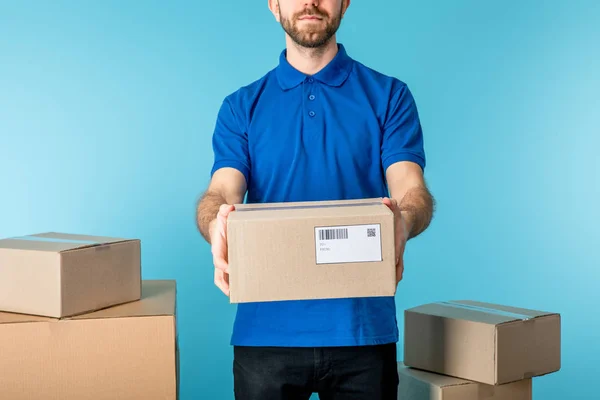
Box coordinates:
[0,280,175,324]
[406,300,557,325]
[0,232,137,253]
[229,198,391,221]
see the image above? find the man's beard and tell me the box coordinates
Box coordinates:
[279,5,342,49]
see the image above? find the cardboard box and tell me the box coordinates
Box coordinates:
[397,362,532,400]
[227,198,396,303]
[0,232,141,318]
[404,300,561,385]
[0,280,178,400]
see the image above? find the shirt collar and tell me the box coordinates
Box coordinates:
[276,43,354,90]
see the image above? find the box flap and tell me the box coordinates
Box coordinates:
[398,362,472,388]
[407,300,551,325]
[452,300,556,319]
[68,280,176,320]
[0,232,136,253]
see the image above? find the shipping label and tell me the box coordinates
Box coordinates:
[314,224,382,264]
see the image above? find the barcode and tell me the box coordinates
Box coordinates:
[367,228,376,237]
[319,228,349,240]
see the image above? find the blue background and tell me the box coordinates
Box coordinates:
[1,1,598,399]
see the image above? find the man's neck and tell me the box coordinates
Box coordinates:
[285,37,339,75]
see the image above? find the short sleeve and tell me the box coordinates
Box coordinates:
[381,84,426,173]
[210,97,251,184]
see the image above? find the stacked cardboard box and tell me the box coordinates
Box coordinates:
[0,232,179,400]
[399,300,561,399]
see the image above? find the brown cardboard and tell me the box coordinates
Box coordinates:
[404,300,561,385]
[397,362,532,400]
[0,280,178,400]
[0,232,141,318]
[227,198,396,303]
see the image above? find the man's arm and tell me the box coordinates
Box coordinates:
[196,167,247,243]
[386,161,435,240]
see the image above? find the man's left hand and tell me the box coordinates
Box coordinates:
[382,197,410,284]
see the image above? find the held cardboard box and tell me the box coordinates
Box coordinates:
[397,362,532,400]
[227,198,396,303]
[0,232,141,318]
[404,300,561,385]
[0,280,178,400]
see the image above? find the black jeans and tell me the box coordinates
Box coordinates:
[233,343,398,400]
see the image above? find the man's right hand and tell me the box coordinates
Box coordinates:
[210,204,235,296]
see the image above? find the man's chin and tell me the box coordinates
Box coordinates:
[294,33,331,48]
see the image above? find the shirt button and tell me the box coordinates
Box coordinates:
[308,78,314,83]
[309,94,315,101]
[309,111,316,117]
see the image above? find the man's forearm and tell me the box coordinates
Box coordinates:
[196,190,227,243]
[398,185,435,240]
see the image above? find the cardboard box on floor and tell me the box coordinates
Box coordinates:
[226,198,396,303]
[0,232,141,318]
[0,280,178,400]
[404,300,561,385]
[398,362,532,400]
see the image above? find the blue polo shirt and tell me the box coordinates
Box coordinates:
[210,43,426,347]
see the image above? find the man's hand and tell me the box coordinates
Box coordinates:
[209,204,235,296]
[383,197,410,284]
[383,161,435,284]
[196,167,246,297]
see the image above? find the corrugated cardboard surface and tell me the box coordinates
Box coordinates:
[404,300,561,385]
[0,280,178,400]
[0,232,141,318]
[397,362,532,400]
[227,198,396,303]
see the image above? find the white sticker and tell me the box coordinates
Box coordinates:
[315,224,382,264]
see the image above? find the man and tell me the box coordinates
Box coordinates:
[196,0,434,399]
